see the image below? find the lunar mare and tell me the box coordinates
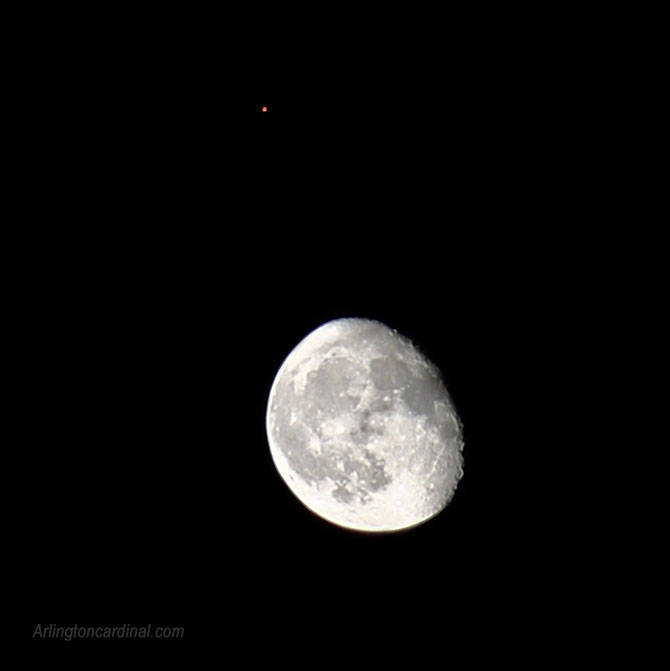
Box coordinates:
[266,318,464,532]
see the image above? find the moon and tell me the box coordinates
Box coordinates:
[265,318,464,532]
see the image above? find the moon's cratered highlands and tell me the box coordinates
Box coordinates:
[266,318,464,532]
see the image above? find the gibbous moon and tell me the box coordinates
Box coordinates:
[266,318,464,532]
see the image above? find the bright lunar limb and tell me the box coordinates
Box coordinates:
[266,318,464,532]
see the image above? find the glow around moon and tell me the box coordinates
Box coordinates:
[266,318,464,532]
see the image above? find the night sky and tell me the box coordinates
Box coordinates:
[17,17,558,662]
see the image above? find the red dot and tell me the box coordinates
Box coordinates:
[262,106,267,112]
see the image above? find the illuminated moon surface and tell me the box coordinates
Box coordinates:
[266,318,464,532]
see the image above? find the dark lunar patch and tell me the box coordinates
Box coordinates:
[370,356,410,390]
[401,373,444,417]
[327,446,393,505]
[303,357,358,417]
[348,410,387,446]
[332,486,354,504]
[366,396,393,414]
[361,448,393,490]
[441,415,459,440]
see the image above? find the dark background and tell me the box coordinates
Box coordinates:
[13,17,562,662]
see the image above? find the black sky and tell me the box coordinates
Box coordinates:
[15,17,560,662]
